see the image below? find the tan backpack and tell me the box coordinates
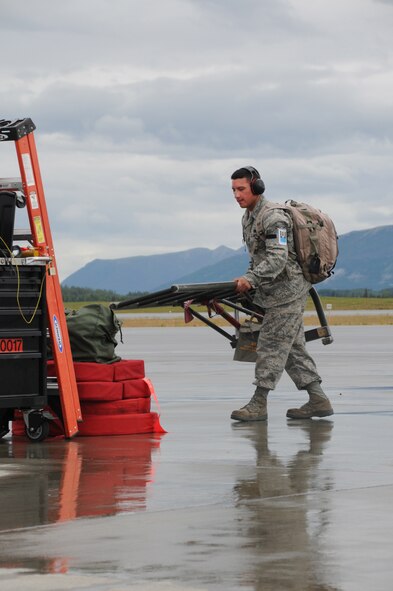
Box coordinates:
[263,199,339,284]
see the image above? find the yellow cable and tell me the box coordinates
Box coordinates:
[0,235,47,325]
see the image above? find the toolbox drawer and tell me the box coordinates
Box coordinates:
[0,262,47,409]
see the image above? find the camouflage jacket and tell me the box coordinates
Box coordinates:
[242,195,310,308]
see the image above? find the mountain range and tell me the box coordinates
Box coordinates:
[63,225,393,293]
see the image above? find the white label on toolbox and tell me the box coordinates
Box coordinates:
[53,315,63,353]
[22,153,35,186]
[29,191,39,209]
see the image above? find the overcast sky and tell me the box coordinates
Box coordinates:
[1,0,392,280]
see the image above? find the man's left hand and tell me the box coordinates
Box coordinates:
[234,277,252,293]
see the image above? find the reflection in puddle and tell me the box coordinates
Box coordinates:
[232,420,335,590]
[0,434,164,530]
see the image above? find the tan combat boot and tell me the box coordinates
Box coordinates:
[231,387,268,422]
[286,382,333,419]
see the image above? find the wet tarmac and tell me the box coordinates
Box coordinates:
[0,325,393,590]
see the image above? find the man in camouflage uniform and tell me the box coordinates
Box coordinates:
[231,166,333,421]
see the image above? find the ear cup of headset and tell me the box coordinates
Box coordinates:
[244,166,265,195]
[250,177,265,195]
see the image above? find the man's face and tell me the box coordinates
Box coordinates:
[232,177,260,210]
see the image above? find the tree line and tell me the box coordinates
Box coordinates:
[318,287,393,298]
[61,285,147,302]
[62,284,393,303]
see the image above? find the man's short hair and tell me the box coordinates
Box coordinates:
[231,167,254,181]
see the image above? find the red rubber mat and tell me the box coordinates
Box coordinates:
[47,359,146,382]
[77,381,123,402]
[122,378,152,399]
[47,360,115,382]
[12,409,165,437]
[113,359,145,381]
[77,412,166,436]
[82,398,151,415]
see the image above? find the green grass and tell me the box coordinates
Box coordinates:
[307,296,393,310]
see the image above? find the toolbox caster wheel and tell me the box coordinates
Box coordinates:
[25,420,50,442]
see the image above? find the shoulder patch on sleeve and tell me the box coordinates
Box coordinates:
[278,228,287,245]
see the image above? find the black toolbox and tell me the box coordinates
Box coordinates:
[0,258,49,440]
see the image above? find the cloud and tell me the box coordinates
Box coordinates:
[1,0,392,279]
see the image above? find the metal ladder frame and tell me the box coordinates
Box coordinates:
[0,118,81,438]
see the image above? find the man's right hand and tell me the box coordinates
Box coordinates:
[234,277,252,293]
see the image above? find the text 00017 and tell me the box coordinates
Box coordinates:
[0,338,24,353]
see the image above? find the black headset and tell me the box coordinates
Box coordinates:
[244,166,265,195]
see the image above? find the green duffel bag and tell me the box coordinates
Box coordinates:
[65,304,123,363]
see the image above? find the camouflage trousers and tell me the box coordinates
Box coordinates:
[254,293,321,391]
